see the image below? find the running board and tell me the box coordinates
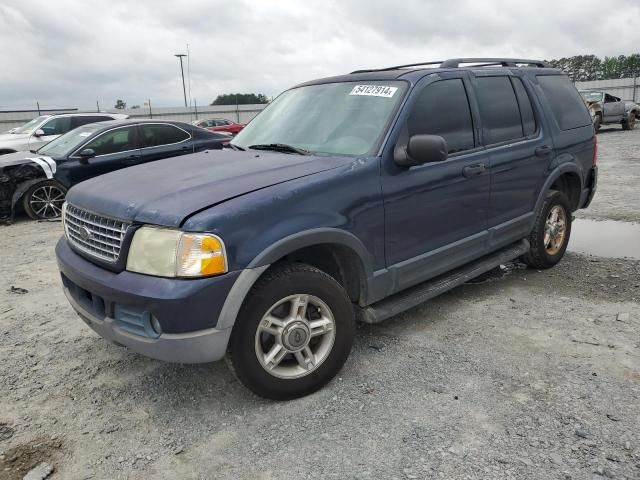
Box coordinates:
[358,239,530,324]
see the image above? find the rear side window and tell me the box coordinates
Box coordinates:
[71,116,112,128]
[511,78,536,136]
[140,124,190,147]
[537,75,591,130]
[475,76,523,144]
[408,79,475,154]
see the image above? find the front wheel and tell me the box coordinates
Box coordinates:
[522,190,572,269]
[622,113,636,130]
[22,180,67,220]
[227,263,355,400]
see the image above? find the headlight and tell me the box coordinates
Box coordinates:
[126,226,227,278]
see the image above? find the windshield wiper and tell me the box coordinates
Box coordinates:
[29,149,38,154]
[248,143,311,155]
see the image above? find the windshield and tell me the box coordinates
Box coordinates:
[37,124,101,157]
[9,116,48,134]
[232,81,408,156]
[580,91,603,102]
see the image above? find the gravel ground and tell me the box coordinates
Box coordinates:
[1,129,639,480]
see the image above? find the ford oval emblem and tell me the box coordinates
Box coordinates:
[79,226,92,241]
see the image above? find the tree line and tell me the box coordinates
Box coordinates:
[547,54,640,82]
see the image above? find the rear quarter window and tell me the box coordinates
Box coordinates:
[537,75,591,131]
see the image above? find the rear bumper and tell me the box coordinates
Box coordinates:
[56,237,241,363]
[580,166,598,209]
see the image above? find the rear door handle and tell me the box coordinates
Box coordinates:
[462,163,486,178]
[535,145,552,157]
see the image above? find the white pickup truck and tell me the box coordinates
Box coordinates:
[579,90,638,132]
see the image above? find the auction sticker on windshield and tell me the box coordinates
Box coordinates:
[349,85,398,98]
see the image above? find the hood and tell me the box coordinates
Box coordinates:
[0,150,32,167]
[0,133,30,149]
[66,149,353,227]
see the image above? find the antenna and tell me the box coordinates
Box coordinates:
[186,43,195,153]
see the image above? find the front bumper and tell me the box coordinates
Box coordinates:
[56,237,241,363]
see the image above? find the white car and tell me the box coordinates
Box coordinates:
[0,112,129,154]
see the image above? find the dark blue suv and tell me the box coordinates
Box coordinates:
[56,58,597,399]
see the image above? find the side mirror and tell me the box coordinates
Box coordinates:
[394,134,448,167]
[78,148,96,164]
[34,129,45,137]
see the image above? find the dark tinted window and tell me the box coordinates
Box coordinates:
[408,79,474,154]
[140,124,190,147]
[85,127,136,155]
[71,116,112,128]
[475,76,523,144]
[40,117,72,136]
[511,78,536,136]
[537,75,591,130]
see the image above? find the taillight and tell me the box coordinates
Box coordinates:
[592,136,598,166]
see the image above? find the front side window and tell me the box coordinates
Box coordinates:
[41,117,72,136]
[38,124,102,157]
[475,76,524,144]
[407,78,475,154]
[232,81,408,156]
[538,75,591,131]
[84,127,136,155]
[140,124,190,147]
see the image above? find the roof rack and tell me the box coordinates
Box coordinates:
[350,57,549,74]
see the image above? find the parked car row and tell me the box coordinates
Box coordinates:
[0,112,129,154]
[579,89,639,132]
[192,118,246,135]
[0,120,229,222]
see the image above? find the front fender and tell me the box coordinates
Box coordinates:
[247,227,374,272]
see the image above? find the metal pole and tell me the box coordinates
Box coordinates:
[96,100,100,112]
[148,98,153,119]
[634,73,638,102]
[36,101,40,115]
[194,98,198,119]
[175,54,188,107]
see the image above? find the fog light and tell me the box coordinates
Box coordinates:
[150,315,163,336]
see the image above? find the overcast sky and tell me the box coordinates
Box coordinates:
[1,0,639,110]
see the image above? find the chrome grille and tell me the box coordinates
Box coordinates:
[63,203,130,262]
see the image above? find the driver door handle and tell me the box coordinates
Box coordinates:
[535,145,553,157]
[462,163,486,178]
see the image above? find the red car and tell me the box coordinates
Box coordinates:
[193,118,245,135]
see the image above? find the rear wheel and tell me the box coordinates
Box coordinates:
[522,190,572,269]
[227,263,355,400]
[22,180,67,220]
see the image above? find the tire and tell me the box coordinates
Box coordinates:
[227,262,355,400]
[593,113,601,133]
[22,180,67,220]
[522,190,572,269]
[622,113,635,131]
